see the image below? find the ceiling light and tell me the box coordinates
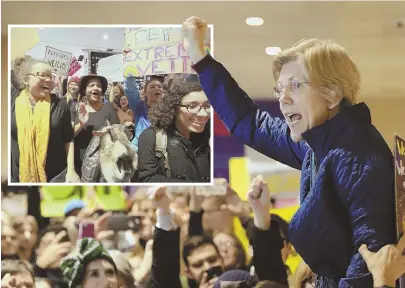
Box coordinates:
[246,17,264,26]
[265,47,281,56]
[103,34,109,40]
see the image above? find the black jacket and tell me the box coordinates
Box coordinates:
[188,211,288,287]
[136,126,210,183]
[150,218,287,288]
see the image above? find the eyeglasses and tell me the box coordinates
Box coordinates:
[180,104,211,114]
[273,79,310,99]
[28,72,54,81]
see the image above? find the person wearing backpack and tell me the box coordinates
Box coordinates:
[136,82,211,183]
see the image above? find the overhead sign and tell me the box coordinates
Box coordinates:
[44,46,72,76]
[123,27,211,77]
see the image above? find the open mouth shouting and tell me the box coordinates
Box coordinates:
[285,112,303,127]
[40,85,51,93]
[91,90,101,98]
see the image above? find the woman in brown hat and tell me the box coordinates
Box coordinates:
[73,74,120,176]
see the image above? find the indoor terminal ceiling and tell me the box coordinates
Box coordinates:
[2,1,405,100]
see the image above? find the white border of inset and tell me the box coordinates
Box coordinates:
[8,24,215,187]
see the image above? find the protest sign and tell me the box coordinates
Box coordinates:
[123,27,211,77]
[40,186,125,217]
[10,28,40,60]
[68,56,82,76]
[44,46,72,76]
[394,134,405,287]
[97,54,124,81]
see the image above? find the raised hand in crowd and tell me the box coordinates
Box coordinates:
[36,231,72,269]
[359,232,405,287]
[189,187,205,213]
[134,239,154,285]
[221,182,251,220]
[148,186,172,217]
[94,211,114,241]
[77,102,89,127]
[181,16,208,64]
[247,175,271,230]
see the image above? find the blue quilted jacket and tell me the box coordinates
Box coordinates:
[193,55,395,287]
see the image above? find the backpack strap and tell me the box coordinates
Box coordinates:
[155,129,171,179]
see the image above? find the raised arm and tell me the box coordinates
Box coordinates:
[124,76,141,112]
[182,17,307,169]
[246,175,288,285]
[149,186,182,288]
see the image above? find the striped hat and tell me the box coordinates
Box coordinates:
[60,238,117,288]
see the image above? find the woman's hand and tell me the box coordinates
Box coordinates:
[77,102,89,127]
[148,186,171,216]
[221,184,251,219]
[182,16,208,64]
[247,175,271,230]
[359,233,405,287]
[36,231,72,269]
[189,187,205,212]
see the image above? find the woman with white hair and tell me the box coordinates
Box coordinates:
[10,56,79,183]
[181,17,395,287]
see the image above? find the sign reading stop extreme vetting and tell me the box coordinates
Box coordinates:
[123,27,211,77]
[44,46,73,76]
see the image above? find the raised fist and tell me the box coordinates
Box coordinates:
[182,16,208,64]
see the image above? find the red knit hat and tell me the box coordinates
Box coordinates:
[68,76,80,84]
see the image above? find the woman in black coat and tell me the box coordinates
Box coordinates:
[136,82,211,183]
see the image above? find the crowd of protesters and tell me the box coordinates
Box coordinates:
[10,55,211,184]
[2,179,405,288]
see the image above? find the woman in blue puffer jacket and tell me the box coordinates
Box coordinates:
[181,17,396,288]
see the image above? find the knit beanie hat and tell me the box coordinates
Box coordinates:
[60,237,117,288]
[68,76,81,84]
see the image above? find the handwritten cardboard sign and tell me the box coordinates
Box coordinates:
[123,27,210,77]
[68,56,82,76]
[44,46,73,76]
[394,134,405,288]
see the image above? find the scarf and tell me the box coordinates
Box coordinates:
[61,238,117,288]
[15,89,51,182]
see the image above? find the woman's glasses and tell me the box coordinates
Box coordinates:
[273,79,310,99]
[29,72,55,81]
[180,104,211,115]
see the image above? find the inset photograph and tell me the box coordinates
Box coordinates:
[8,26,213,184]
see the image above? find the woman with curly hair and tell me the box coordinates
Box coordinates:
[136,82,211,183]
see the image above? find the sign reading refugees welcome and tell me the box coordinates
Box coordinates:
[44,46,73,76]
[123,27,210,77]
